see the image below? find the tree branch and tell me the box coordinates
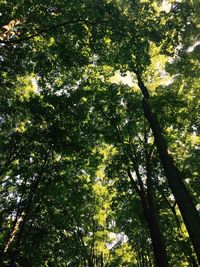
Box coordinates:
[0,18,111,44]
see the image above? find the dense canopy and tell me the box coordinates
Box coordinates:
[0,0,200,266]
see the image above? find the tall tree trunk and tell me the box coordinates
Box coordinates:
[100,252,104,267]
[128,167,169,267]
[146,163,169,267]
[136,72,200,263]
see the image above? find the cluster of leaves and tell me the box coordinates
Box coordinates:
[0,0,199,266]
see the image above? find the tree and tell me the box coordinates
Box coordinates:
[0,0,199,266]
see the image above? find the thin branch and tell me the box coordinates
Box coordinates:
[0,18,111,44]
[127,167,142,198]
[156,186,183,234]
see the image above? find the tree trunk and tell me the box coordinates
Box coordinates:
[146,171,169,267]
[100,252,104,267]
[136,73,200,263]
[128,162,169,267]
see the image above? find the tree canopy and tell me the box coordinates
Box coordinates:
[0,0,200,266]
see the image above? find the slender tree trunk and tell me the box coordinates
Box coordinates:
[136,72,200,263]
[128,162,168,267]
[147,197,168,267]
[144,193,168,267]
[100,252,104,267]
[146,172,168,267]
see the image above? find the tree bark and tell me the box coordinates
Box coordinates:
[128,167,169,267]
[146,162,169,267]
[136,72,200,263]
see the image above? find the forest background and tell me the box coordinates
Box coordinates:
[0,0,199,266]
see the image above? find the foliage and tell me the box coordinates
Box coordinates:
[0,0,199,266]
